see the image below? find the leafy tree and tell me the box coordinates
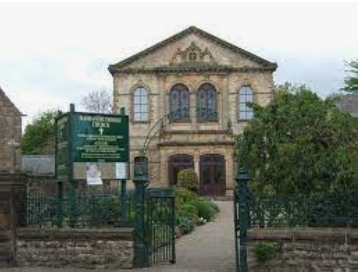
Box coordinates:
[341,60,358,94]
[236,84,357,197]
[21,110,60,154]
[81,90,113,113]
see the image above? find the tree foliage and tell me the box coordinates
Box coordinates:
[21,110,59,154]
[237,83,357,196]
[341,60,358,94]
[81,90,113,113]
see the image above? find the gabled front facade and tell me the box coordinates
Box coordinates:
[109,26,276,195]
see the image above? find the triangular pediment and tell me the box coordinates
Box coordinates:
[109,26,277,74]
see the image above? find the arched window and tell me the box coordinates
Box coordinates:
[170,84,190,122]
[197,83,217,122]
[134,156,148,178]
[238,85,254,120]
[133,87,149,122]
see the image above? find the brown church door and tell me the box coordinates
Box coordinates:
[168,154,194,185]
[199,154,226,196]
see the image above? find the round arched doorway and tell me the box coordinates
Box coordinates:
[168,154,194,186]
[199,154,226,196]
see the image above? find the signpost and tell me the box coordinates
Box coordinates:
[55,104,130,227]
[55,104,130,182]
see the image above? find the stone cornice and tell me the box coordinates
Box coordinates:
[161,129,233,135]
[158,141,235,147]
[111,65,276,75]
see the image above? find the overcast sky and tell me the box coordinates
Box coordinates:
[0,2,357,127]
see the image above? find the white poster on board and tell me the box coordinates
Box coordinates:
[86,163,103,185]
[116,162,127,180]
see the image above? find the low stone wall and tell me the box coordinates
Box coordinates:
[247,228,358,272]
[16,228,134,269]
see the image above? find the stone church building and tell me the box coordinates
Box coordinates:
[109,26,277,196]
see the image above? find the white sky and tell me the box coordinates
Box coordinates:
[0,2,357,128]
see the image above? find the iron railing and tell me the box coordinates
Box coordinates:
[247,193,358,228]
[19,190,136,228]
[234,169,358,272]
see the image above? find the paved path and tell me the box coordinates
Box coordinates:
[0,201,236,272]
[143,200,236,272]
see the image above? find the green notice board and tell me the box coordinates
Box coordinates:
[55,108,129,181]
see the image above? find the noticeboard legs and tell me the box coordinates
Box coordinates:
[120,179,127,225]
[69,181,77,228]
[57,181,63,227]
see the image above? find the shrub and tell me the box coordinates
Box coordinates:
[208,201,220,213]
[177,216,195,234]
[176,187,198,206]
[253,242,279,262]
[192,199,216,221]
[177,203,198,221]
[177,169,199,192]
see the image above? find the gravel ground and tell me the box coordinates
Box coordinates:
[0,201,236,272]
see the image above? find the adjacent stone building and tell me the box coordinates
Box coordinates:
[0,86,22,173]
[109,26,277,196]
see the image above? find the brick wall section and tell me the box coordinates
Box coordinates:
[247,228,358,272]
[16,228,135,269]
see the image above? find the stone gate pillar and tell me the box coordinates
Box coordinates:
[0,172,25,268]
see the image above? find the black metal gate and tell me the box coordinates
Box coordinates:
[146,187,176,266]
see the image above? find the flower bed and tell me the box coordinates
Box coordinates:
[175,187,219,237]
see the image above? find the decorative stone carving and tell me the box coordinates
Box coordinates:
[171,42,216,65]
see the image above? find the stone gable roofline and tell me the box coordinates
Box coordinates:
[114,65,275,75]
[0,85,22,115]
[108,26,277,74]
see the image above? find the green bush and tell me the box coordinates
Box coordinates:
[177,169,199,192]
[192,199,216,221]
[176,187,198,206]
[208,201,220,213]
[177,216,195,234]
[253,242,279,262]
[175,187,220,234]
[177,203,198,221]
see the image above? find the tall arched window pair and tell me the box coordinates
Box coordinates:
[170,83,217,122]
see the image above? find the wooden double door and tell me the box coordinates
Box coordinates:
[198,154,226,196]
[168,154,226,196]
